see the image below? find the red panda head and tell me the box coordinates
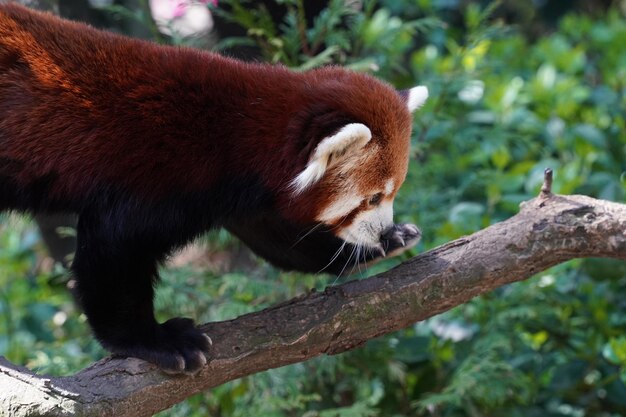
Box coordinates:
[282,77,429,256]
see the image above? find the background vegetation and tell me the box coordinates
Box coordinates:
[1,0,625,415]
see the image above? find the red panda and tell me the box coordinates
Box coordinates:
[0,4,428,374]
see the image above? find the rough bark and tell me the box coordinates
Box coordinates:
[1,177,625,416]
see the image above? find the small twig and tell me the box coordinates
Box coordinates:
[541,168,553,196]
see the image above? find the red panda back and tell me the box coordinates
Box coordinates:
[1,4,411,208]
[0,4,289,201]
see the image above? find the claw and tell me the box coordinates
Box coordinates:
[379,223,422,258]
[373,243,386,258]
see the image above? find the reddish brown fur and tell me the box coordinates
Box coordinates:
[0,3,412,224]
[0,4,419,373]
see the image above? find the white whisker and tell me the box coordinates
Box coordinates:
[337,242,358,279]
[363,242,373,276]
[355,242,363,276]
[290,223,324,248]
[318,240,347,275]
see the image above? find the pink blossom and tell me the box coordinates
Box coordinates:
[150,0,217,21]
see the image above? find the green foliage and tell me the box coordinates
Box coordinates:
[0,217,103,374]
[215,0,440,77]
[1,1,625,416]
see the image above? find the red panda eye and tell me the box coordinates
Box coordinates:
[369,193,383,206]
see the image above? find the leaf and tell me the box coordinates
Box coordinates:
[449,202,485,231]
[392,336,431,364]
[572,123,607,149]
[295,46,341,71]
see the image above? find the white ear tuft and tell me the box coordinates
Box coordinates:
[407,86,429,112]
[291,123,372,194]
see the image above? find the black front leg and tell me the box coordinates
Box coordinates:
[72,210,211,374]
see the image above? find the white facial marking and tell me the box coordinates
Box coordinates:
[407,86,429,112]
[291,123,372,194]
[384,179,395,195]
[338,200,394,247]
[316,189,363,223]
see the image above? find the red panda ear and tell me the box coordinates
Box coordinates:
[399,86,429,112]
[291,123,372,194]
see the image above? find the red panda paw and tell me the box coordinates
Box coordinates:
[112,318,213,375]
[381,223,422,258]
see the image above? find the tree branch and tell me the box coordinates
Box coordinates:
[1,181,625,416]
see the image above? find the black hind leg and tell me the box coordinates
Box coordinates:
[72,209,211,374]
